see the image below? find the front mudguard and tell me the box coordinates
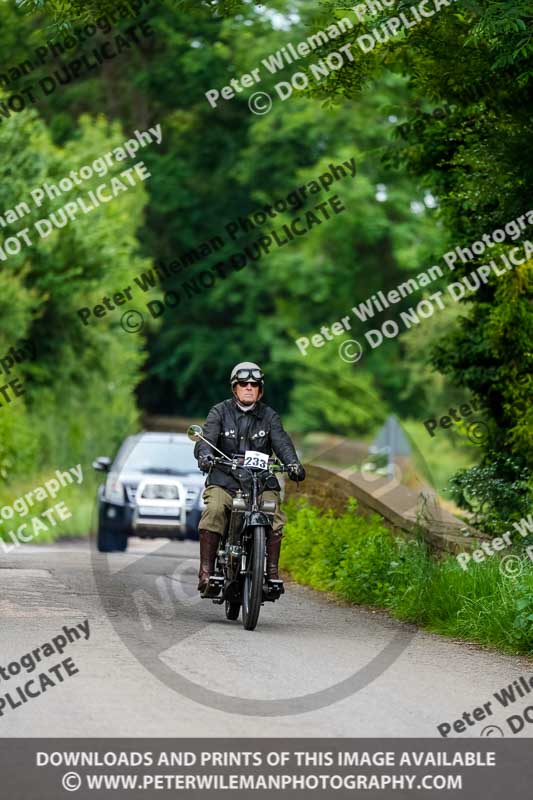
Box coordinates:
[247,511,273,528]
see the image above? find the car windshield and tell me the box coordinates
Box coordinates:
[121,440,199,475]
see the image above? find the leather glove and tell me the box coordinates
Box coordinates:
[287,463,305,482]
[198,454,215,473]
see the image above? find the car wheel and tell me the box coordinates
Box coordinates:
[97,524,128,553]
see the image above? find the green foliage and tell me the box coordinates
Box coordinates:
[4,0,449,422]
[285,340,387,436]
[449,452,531,534]
[395,300,470,417]
[511,590,533,651]
[400,418,477,497]
[0,108,145,500]
[0,472,97,546]
[305,0,533,518]
[281,500,533,653]
[0,405,38,482]
[2,0,530,538]
[431,261,533,528]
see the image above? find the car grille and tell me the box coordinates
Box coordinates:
[126,485,198,510]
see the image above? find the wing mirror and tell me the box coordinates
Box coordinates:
[187,425,203,442]
[92,456,112,472]
[187,424,230,462]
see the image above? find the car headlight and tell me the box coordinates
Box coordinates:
[141,483,179,500]
[160,484,179,500]
[105,476,124,503]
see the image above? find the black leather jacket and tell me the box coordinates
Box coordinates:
[194,398,300,492]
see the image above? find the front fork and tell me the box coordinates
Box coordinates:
[226,507,273,574]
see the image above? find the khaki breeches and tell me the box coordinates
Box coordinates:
[199,485,286,535]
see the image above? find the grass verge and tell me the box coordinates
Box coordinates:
[0,466,98,549]
[280,499,533,655]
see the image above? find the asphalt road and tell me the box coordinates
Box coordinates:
[1,538,531,738]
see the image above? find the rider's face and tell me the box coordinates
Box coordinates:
[234,382,260,404]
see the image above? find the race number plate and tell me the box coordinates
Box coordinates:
[243,450,269,469]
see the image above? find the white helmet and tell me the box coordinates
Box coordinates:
[230,362,264,388]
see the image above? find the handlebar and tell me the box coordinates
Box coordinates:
[210,455,288,472]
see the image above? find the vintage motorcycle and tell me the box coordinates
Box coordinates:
[188,424,288,631]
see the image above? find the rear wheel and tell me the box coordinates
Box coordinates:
[242,525,265,631]
[225,600,241,620]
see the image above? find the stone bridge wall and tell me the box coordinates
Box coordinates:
[284,464,487,554]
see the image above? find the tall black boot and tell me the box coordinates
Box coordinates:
[266,530,282,580]
[198,530,220,592]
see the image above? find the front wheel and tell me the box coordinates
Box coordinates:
[242,525,265,631]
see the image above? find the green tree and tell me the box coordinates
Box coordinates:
[0,108,148,482]
[300,0,533,526]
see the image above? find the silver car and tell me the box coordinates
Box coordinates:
[93,432,205,552]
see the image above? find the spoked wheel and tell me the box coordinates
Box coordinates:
[225,600,241,620]
[242,525,265,631]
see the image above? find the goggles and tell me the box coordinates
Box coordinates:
[232,368,264,383]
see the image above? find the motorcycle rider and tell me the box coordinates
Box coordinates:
[194,362,305,593]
